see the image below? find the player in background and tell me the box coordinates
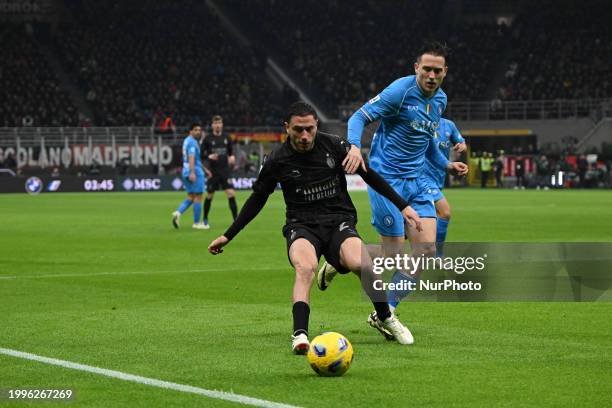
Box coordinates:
[208,102,421,352]
[318,41,468,339]
[172,123,210,230]
[420,117,466,257]
[201,115,238,228]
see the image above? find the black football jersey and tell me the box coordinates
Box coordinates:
[202,132,233,172]
[253,132,356,224]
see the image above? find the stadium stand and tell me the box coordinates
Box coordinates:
[1,0,610,126]
[0,23,79,127]
[498,0,612,101]
[53,0,282,127]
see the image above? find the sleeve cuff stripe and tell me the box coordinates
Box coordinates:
[360,108,373,122]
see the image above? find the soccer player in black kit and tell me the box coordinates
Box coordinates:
[208,102,419,353]
[201,115,238,228]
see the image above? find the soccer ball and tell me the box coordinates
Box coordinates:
[307,332,354,377]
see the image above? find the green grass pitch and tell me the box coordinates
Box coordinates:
[1,189,611,407]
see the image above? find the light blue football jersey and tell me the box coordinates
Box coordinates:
[348,75,448,178]
[182,135,204,177]
[421,118,465,188]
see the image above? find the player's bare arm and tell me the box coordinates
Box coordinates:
[188,155,196,182]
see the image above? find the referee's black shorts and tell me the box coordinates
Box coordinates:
[207,171,232,192]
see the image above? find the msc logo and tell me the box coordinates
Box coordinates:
[25,176,43,195]
[123,178,162,191]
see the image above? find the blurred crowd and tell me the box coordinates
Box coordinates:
[495,0,611,102]
[54,0,283,127]
[0,0,610,127]
[0,23,79,127]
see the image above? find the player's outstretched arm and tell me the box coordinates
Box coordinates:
[356,165,422,231]
[207,191,271,255]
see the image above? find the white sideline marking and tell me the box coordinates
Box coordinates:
[0,347,301,408]
[0,266,282,280]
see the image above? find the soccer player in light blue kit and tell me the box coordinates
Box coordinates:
[317,41,468,342]
[421,117,466,257]
[172,123,209,230]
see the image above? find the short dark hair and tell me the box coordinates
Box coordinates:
[416,40,450,64]
[284,101,318,123]
[189,123,202,131]
[211,115,223,122]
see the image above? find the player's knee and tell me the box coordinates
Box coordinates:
[422,243,437,257]
[413,242,436,258]
[341,253,362,272]
[437,208,451,220]
[294,261,317,283]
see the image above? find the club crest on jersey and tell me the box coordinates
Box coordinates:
[326,154,335,168]
[383,215,394,227]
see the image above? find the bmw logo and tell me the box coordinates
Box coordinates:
[25,177,43,195]
[383,215,394,227]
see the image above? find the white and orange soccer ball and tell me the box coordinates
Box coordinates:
[307,332,354,377]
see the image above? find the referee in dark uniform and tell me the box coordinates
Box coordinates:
[208,102,417,352]
[201,115,238,228]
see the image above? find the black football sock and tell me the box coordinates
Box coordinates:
[373,301,392,322]
[292,301,310,337]
[203,197,212,220]
[228,196,238,220]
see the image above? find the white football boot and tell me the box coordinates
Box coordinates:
[367,311,395,341]
[380,314,414,345]
[171,211,181,229]
[192,222,207,230]
[291,333,310,355]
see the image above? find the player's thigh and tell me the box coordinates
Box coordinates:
[380,235,406,258]
[367,183,405,237]
[337,237,370,273]
[407,179,437,219]
[323,221,361,273]
[288,238,319,279]
[435,197,451,219]
[183,174,204,195]
[285,225,322,273]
